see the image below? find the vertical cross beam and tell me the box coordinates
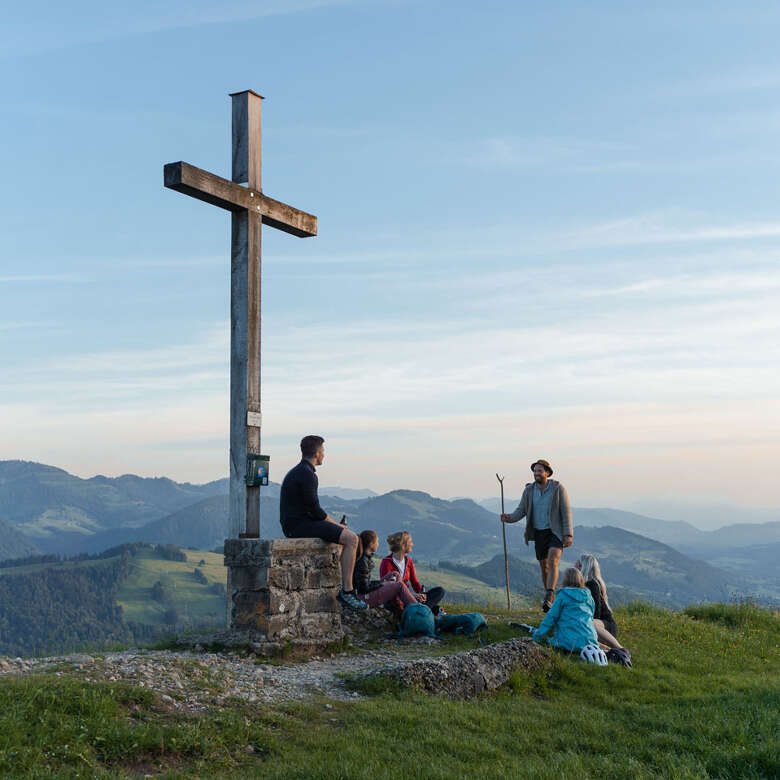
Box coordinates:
[230,90,263,539]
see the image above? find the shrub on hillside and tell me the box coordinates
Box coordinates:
[151,580,171,603]
[156,544,187,562]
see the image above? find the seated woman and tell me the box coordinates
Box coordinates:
[576,553,624,650]
[532,567,599,652]
[379,531,446,615]
[353,529,417,611]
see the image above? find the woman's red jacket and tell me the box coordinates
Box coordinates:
[379,554,423,593]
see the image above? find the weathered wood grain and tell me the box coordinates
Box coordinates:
[164,162,317,237]
[231,90,263,188]
[163,90,317,549]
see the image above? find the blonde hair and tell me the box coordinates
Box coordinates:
[561,567,585,589]
[578,553,610,609]
[386,531,411,555]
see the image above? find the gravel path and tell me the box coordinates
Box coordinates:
[0,644,437,712]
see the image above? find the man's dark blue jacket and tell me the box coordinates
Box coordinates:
[279,459,327,531]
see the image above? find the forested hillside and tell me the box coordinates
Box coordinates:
[0,518,38,561]
[0,550,133,656]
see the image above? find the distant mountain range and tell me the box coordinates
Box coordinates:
[0,461,228,542]
[1,460,777,605]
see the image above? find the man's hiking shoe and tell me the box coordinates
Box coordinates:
[542,589,556,612]
[338,589,368,611]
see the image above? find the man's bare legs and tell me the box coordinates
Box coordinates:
[339,527,358,591]
[538,548,563,590]
[539,547,562,610]
[538,558,549,589]
[545,547,562,591]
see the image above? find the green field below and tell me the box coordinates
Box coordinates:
[0,601,777,778]
[117,549,226,626]
[414,562,532,608]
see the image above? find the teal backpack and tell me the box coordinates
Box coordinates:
[398,603,437,638]
[435,612,487,636]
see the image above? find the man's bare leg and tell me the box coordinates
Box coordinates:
[538,558,549,589]
[339,528,358,591]
[546,547,562,591]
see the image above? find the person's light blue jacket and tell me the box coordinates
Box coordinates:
[532,587,598,652]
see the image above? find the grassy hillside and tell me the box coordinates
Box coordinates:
[117,548,226,627]
[0,546,228,655]
[438,554,544,601]
[0,602,776,777]
[413,562,531,608]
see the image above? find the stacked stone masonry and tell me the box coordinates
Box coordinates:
[224,538,344,648]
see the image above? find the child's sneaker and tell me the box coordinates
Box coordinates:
[338,589,368,611]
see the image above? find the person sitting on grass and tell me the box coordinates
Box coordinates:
[353,529,418,611]
[576,553,625,651]
[379,531,446,615]
[531,567,599,652]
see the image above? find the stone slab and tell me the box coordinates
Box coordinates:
[225,536,344,649]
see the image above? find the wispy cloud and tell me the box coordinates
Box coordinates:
[2,0,383,57]
[457,136,639,171]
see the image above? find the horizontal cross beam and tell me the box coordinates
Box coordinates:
[164,161,317,238]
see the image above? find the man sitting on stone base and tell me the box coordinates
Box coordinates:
[280,435,367,611]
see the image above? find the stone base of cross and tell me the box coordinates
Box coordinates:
[224,538,344,648]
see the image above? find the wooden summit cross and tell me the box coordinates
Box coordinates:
[164,90,317,540]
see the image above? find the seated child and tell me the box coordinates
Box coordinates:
[379,531,446,615]
[353,529,417,610]
[532,567,599,652]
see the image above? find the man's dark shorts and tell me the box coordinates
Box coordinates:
[282,519,344,544]
[534,529,562,561]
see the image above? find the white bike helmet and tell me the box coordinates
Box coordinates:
[580,643,608,666]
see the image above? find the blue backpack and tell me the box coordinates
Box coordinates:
[435,612,487,636]
[398,603,437,638]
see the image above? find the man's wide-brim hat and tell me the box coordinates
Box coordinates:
[531,459,553,476]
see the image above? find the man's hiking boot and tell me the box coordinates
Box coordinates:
[542,589,556,613]
[338,589,368,611]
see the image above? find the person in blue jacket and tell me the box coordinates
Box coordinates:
[532,567,598,652]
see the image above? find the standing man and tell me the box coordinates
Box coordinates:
[279,435,367,611]
[501,459,573,612]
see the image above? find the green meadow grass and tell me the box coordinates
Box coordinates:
[116,549,225,626]
[0,602,777,778]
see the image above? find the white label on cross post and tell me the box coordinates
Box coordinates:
[247,411,262,428]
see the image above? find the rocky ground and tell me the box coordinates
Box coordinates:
[0,610,545,710]
[0,646,426,712]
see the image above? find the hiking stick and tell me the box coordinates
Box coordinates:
[496,473,511,610]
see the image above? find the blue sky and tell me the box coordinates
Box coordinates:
[2,1,780,509]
